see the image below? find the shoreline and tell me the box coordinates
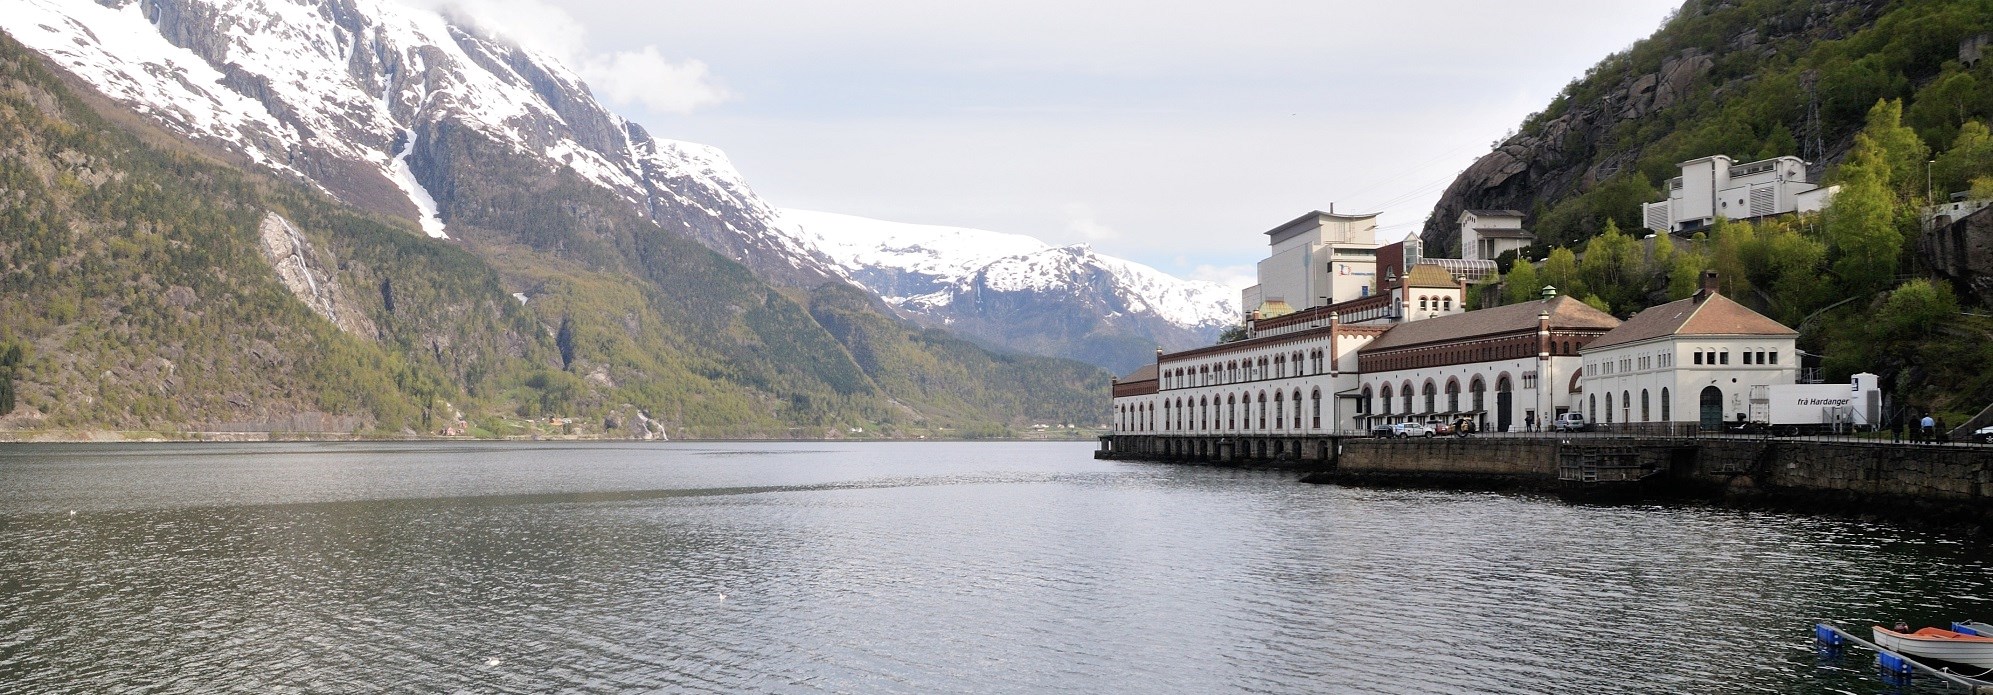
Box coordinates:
[0,430,1106,444]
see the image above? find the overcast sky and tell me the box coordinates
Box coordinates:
[444,0,1683,289]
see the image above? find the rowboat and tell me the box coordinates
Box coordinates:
[1958,621,1993,636]
[1871,625,1993,668]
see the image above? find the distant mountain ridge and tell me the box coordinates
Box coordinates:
[2,0,1236,373]
[778,210,1239,373]
[0,4,1113,436]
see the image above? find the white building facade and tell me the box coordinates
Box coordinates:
[1457,209,1535,261]
[1576,273,1799,430]
[1242,210,1382,319]
[1642,155,1837,234]
[1354,294,1619,433]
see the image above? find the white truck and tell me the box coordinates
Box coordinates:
[1747,372,1880,435]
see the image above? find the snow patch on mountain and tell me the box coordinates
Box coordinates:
[389,129,447,237]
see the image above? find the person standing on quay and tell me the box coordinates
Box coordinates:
[1921,413,1936,442]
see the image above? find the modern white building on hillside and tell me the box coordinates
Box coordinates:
[1241,210,1381,320]
[1457,209,1535,261]
[1642,155,1838,234]
[1576,271,1799,429]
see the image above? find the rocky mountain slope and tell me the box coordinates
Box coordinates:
[3,0,1236,374]
[0,22,1108,437]
[778,210,1238,373]
[1421,0,1903,255]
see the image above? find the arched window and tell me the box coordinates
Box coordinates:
[1162,401,1170,431]
[1361,386,1373,415]
[1470,377,1486,413]
[1258,392,1268,429]
[1589,393,1597,422]
[1380,384,1393,415]
[1274,391,1285,429]
[1445,379,1461,412]
[1419,296,1429,310]
[1661,388,1671,421]
[1402,381,1414,414]
[1442,296,1452,311]
[1622,390,1631,425]
[1293,389,1303,429]
[1605,392,1614,424]
[1228,394,1237,429]
[1422,381,1437,414]
[1641,389,1651,422]
[1311,389,1322,429]
[1199,396,1209,431]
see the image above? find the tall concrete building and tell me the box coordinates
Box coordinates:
[1240,211,1381,320]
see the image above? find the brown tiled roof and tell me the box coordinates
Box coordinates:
[1118,363,1157,383]
[1360,295,1620,352]
[1585,291,1796,350]
[1404,264,1458,288]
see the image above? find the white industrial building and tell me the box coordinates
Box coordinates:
[1240,210,1382,320]
[1641,155,1838,234]
[1576,271,1799,429]
[1457,209,1535,261]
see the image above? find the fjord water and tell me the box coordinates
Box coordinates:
[1,442,1986,693]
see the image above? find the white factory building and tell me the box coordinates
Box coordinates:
[1641,155,1838,234]
[1575,271,1800,429]
[1457,209,1536,261]
[1112,210,1810,441]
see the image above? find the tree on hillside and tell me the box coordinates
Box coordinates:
[1665,250,1708,301]
[0,342,22,416]
[1932,120,1993,197]
[1709,218,1758,298]
[1542,247,1582,298]
[1579,220,1641,312]
[1825,134,1905,296]
[1858,99,1932,200]
[1502,260,1541,305]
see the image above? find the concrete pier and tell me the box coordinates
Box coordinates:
[1098,432,1993,532]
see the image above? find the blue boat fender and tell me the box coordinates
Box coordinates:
[1814,624,1845,646]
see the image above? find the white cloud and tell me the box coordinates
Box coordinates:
[576,48,730,115]
[1189,264,1257,292]
[406,0,730,113]
[1061,203,1119,241]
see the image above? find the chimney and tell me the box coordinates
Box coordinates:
[1698,270,1720,300]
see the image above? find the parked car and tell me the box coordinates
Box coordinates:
[1369,423,1396,438]
[1430,421,1452,436]
[1552,412,1589,432]
[1976,425,1993,444]
[1390,422,1436,438]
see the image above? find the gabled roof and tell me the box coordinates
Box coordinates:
[1360,295,1620,353]
[1584,291,1797,351]
[1404,264,1458,288]
[1119,363,1157,383]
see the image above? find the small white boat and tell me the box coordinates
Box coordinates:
[1872,625,1993,668]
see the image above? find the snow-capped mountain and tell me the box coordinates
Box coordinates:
[2,0,1236,372]
[4,0,834,283]
[779,210,1239,373]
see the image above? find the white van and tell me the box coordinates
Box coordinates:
[1552,413,1589,432]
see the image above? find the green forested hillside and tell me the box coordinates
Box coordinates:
[1462,0,1993,426]
[0,31,1108,438]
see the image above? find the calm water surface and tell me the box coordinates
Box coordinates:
[1,441,1988,693]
